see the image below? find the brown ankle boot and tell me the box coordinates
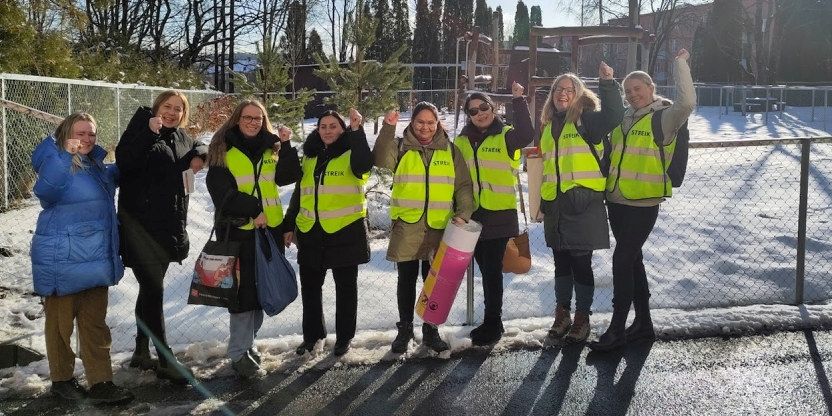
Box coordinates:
[547,305,572,339]
[564,312,590,344]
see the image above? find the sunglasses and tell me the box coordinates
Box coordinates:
[467,102,492,116]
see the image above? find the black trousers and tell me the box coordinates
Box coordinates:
[473,237,509,322]
[607,203,660,313]
[299,264,358,344]
[132,262,171,359]
[397,260,431,323]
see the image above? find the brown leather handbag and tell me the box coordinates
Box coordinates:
[503,172,532,274]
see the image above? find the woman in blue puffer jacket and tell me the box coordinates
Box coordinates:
[30,112,133,404]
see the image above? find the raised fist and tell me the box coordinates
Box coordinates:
[599,61,614,80]
[511,81,525,98]
[384,110,400,126]
[65,138,81,154]
[349,108,363,130]
[277,125,292,142]
[148,116,163,134]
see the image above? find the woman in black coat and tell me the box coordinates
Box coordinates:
[206,99,301,378]
[283,108,372,357]
[116,90,206,383]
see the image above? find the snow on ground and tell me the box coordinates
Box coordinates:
[1,105,831,398]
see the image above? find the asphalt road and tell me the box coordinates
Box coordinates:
[3,330,831,415]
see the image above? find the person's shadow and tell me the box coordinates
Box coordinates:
[523,343,585,415]
[584,340,654,416]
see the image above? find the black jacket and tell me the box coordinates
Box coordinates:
[284,128,373,269]
[206,126,302,313]
[116,107,208,266]
[458,97,534,240]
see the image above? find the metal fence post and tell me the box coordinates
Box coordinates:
[466,262,474,325]
[1,77,7,210]
[795,138,810,305]
[116,87,121,139]
[67,83,71,114]
[811,88,816,122]
[765,86,770,124]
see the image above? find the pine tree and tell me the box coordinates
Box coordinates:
[474,0,490,33]
[391,0,412,62]
[442,0,462,63]
[307,29,325,63]
[315,0,410,121]
[530,5,542,27]
[412,0,432,63]
[460,0,474,30]
[428,0,443,63]
[512,0,530,47]
[233,42,314,137]
[368,0,392,60]
[283,0,307,65]
[494,6,504,45]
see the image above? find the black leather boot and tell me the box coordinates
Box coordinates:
[391,322,414,353]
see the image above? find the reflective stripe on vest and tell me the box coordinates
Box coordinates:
[606,112,675,199]
[296,151,368,234]
[540,122,606,201]
[390,145,455,229]
[455,125,519,210]
[226,147,283,230]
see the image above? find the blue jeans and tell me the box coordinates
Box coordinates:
[227,309,264,361]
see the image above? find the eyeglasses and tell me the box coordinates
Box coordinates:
[467,102,492,116]
[414,120,437,128]
[554,87,576,95]
[241,115,264,124]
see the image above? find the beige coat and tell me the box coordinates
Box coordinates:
[374,123,475,262]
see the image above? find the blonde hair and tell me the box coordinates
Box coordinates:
[54,112,97,172]
[540,73,599,126]
[623,71,662,104]
[208,99,274,167]
[151,90,190,128]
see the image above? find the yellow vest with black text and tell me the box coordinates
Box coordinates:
[541,122,606,201]
[606,113,675,199]
[390,146,456,229]
[455,126,519,210]
[296,151,368,234]
[226,147,283,230]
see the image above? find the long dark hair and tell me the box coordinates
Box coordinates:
[316,110,348,130]
[463,92,498,124]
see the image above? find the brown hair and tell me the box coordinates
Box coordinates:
[208,99,274,167]
[151,90,190,128]
[409,101,447,138]
[540,73,600,126]
[54,112,97,172]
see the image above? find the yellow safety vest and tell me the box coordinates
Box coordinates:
[226,147,283,230]
[607,112,675,199]
[390,145,456,229]
[541,122,606,201]
[455,125,519,210]
[296,151,368,234]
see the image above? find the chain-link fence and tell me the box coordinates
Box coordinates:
[1,74,831,353]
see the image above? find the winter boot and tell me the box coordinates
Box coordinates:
[296,338,323,355]
[51,378,87,400]
[155,356,193,384]
[87,381,135,405]
[589,308,628,352]
[626,298,656,343]
[563,312,590,344]
[231,352,260,379]
[391,322,414,354]
[129,339,157,370]
[470,319,505,346]
[546,305,572,340]
[421,323,449,352]
[333,339,351,357]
